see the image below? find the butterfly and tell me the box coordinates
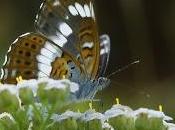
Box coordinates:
[0,0,111,99]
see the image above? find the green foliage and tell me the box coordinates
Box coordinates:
[135,114,167,130]
[108,115,135,130]
[0,90,19,113]
[0,81,173,130]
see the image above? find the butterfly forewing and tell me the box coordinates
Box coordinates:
[35,0,100,79]
[1,33,86,84]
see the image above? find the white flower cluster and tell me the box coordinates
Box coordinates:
[0,78,174,130]
[0,78,79,97]
[105,105,173,121]
[51,104,175,130]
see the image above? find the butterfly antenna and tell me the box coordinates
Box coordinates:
[107,60,140,78]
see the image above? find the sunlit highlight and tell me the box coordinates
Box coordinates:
[116,97,120,105]
[159,105,163,112]
[16,76,23,83]
[89,101,93,110]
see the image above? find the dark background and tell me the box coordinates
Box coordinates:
[0,0,175,118]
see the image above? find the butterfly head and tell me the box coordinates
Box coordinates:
[97,77,110,89]
[74,77,110,99]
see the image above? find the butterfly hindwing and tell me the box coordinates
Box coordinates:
[1,33,86,84]
[98,34,110,76]
[35,0,100,79]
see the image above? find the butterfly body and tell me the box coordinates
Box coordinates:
[1,0,110,99]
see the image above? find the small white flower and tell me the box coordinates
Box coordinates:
[51,111,82,122]
[0,112,16,123]
[28,121,33,130]
[132,108,173,121]
[104,104,133,119]
[102,122,114,130]
[81,110,105,121]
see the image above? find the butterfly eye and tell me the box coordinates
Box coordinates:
[92,79,95,83]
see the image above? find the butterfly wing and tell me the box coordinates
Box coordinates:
[1,33,86,84]
[97,34,110,77]
[35,0,100,79]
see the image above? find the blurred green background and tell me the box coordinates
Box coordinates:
[0,0,175,118]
